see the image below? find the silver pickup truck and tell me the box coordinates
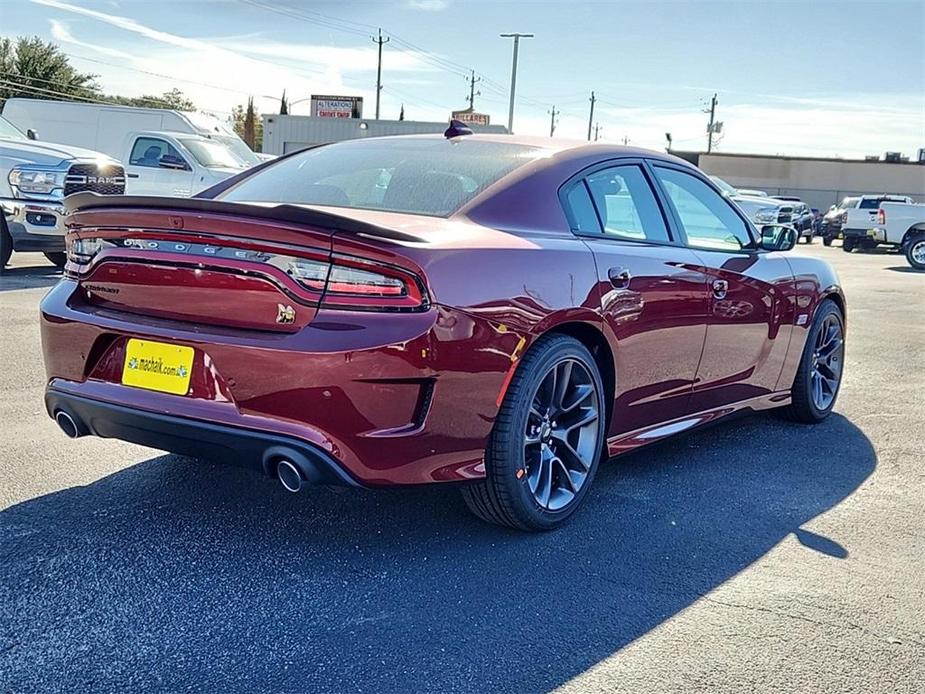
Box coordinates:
[1,115,125,272]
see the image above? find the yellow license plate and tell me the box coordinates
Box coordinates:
[122,339,194,395]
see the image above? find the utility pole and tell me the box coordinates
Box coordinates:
[372,28,389,120]
[466,70,481,110]
[548,105,558,137]
[587,90,596,141]
[500,32,533,133]
[621,135,630,145]
[594,122,602,142]
[704,92,717,153]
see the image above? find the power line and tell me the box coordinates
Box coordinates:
[0,75,187,110]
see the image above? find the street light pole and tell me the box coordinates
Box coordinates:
[500,32,533,134]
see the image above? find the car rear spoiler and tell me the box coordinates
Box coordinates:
[63,192,426,244]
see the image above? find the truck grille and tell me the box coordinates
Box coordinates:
[64,163,126,196]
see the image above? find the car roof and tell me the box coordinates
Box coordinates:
[351,132,687,168]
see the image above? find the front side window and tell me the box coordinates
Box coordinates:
[653,166,753,251]
[130,137,186,169]
[178,138,248,169]
[584,165,670,242]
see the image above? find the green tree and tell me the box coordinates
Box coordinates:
[279,89,288,115]
[0,36,100,108]
[109,88,196,110]
[231,97,262,151]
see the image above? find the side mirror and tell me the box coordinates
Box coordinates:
[26,128,38,140]
[759,224,797,252]
[158,154,190,171]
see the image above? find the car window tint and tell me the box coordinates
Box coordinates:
[564,182,601,233]
[129,137,184,168]
[584,165,669,242]
[653,166,752,251]
[219,138,546,217]
[859,198,880,209]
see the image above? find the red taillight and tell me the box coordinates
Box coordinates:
[67,231,428,312]
[316,256,426,311]
[878,208,886,225]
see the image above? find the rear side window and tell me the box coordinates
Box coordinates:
[218,138,546,217]
[583,165,670,243]
[859,199,880,209]
[564,183,601,233]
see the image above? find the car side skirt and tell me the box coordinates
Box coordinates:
[606,390,791,457]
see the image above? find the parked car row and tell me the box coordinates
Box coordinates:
[1,99,263,272]
[709,178,923,268]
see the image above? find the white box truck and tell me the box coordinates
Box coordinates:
[1,99,264,197]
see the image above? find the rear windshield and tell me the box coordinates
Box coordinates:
[218,137,545,216]
[838,197,860,209]
[859,198,882,209]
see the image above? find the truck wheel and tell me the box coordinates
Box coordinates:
[43,252,67,269]
[0,218,13,273]
[906,234,925,270]
[842,237,855,253]
[822,233,834,247]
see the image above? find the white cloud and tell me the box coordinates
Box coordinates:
[405,0,450,11]
[213,40,437,75]
[48,18,136,61]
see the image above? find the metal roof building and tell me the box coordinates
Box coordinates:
[261,115,509,155]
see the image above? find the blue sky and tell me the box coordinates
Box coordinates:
[2,0,923,157]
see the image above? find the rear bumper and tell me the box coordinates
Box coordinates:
[39,279,527,486]
[843,227,889,243]
[1,197,66,252]
[46,388,359,486]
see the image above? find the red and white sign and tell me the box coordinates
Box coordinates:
[451,109,490,126]
[311,95,363,119]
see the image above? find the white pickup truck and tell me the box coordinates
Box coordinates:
[870,201,925,269]
[119,130,251,196]
[1,115,124,272]
[839,194,914,252]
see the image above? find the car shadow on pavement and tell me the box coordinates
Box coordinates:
[0,264,61,292]
[0,413,875,693]
[885,266,923,274]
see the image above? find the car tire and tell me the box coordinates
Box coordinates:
[842,237,855,253]
[43,252,67,269]
[0,218,12,273]
[906,233,925,270]
[782,300,845,424]
[460,334,606,531]
[822,234,833,247]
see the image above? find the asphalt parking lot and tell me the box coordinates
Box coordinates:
[1,243,923,693]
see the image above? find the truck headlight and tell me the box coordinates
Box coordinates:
[754,207,778,223]
[9,168,65,196]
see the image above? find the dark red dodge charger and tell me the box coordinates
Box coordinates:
[41,130,846,530]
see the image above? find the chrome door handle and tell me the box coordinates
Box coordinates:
[712,279,729,300]
[608,267,631,288]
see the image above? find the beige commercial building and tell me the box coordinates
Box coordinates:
[675,151,925,210]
